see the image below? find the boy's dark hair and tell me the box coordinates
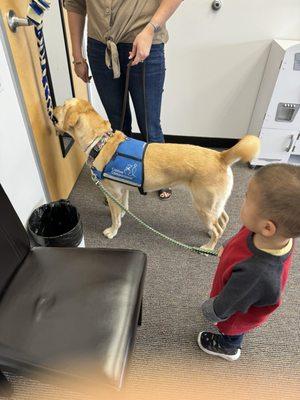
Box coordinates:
[254,163,300,238]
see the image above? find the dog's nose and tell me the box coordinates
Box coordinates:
[53,105,61,116]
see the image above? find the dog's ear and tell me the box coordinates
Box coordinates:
[63,109,79,131]
[101,120,111,132]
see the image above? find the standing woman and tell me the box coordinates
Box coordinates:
[64,0,183,200]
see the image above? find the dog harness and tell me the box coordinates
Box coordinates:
[89,134,148,195]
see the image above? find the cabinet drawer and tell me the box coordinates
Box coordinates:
[253,129,297,165]
[292,135,300,155]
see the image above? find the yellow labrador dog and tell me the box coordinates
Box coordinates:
[54,99,260,250]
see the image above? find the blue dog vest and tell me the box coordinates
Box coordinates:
[92,137,148,192]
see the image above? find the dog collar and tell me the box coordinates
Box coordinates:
[86,130,114,167]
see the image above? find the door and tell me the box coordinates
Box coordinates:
[0,18,47,224]
[0,1,88,200]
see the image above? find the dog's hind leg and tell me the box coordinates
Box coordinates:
[211,200,229,236]
[206,207,228,238]
[219,210,229,231]
[199,210,224,250]
[214,167,233,237]
[201,203,230,249]
[190,187,227,250]
[207,210,229,237]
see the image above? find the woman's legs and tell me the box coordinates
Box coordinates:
[88,39,166,139]
[88,39,171,199]
[87,38,132,134]
[120,44,171,199]
[119,43,166,143]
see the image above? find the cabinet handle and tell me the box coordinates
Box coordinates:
[285,135,294,152]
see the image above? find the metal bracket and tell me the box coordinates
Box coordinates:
[7,10,33,33]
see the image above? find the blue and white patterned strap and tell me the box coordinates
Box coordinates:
[27,0,51,24]
[26,1,56,125]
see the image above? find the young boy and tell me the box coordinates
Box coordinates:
[198,163,299,361]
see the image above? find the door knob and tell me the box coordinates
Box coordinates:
[7,10,33,33]
[212,0,222,11]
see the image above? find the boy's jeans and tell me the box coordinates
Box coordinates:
[219,334,244,349]
[87,38,166,143]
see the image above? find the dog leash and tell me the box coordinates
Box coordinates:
[91,172,218,257]
[120,60,149,142]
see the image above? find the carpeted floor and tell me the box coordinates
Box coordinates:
[5,161,300,399]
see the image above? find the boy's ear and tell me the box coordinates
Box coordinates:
[63,110,79,131]
[262,220,277,237]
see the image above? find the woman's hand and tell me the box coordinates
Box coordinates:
[129,24,154,66]
[74,59,90,83]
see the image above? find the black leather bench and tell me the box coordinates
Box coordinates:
[0,185,146,393]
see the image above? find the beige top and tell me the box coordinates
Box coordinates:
[64,0,169,78]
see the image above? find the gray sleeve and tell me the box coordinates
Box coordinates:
[202,297,228,323]
[202,259,264,323]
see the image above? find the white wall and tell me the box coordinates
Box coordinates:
[43,1,74,105]
[0,15,47,226]
[164,0,300,138]
[89,0,300,139]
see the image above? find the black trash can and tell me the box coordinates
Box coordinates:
[28,200,84,247]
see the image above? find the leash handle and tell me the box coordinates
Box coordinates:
[142,61,149,143]
[120,60,149,142]
[120,60,132,133]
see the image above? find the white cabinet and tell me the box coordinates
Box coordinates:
[252,129,298,166]
[289,133,300,164]
[249,40,300,166]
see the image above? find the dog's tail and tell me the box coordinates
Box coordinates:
[220,135,260,166]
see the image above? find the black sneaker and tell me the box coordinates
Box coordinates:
[197,331,241,361]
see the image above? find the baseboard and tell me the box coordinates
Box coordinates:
[129,132,239,149]
[164,135,239,149]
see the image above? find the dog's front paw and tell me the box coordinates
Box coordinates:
[103,227,118,239]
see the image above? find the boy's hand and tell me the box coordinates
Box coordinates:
[218,246,224,258]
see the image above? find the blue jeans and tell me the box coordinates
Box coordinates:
[219,334,244,350]
[87,38,166,143]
